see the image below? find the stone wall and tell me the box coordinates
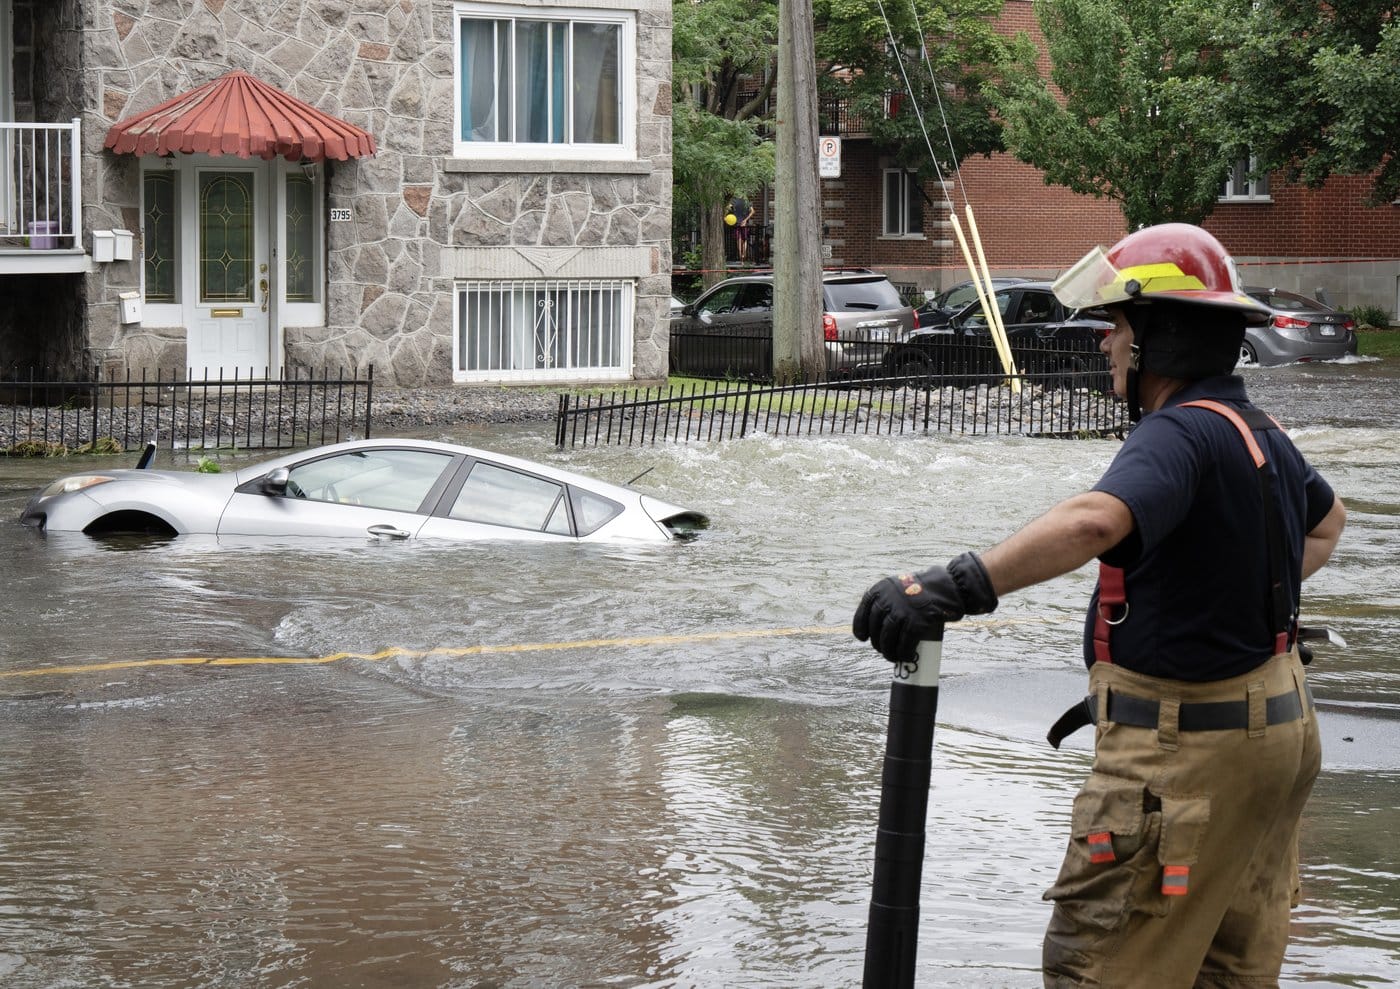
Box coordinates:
[0,1,90,374]
[77,0,672,385]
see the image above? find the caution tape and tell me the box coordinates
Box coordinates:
[0,616,1072,683]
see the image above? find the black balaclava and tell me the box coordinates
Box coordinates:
[1120,299,1246,421]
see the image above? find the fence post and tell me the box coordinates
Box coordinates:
[89,362,100,449]
[740,379,754,438]
[363,364,374,440]
[555,393,569,447]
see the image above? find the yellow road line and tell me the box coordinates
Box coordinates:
[0,616,1070,682]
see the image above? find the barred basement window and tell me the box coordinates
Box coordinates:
[455,278,633,382]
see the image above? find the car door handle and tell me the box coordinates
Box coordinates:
[367,524,412,540]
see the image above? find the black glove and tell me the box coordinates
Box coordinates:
[852,552,998,664]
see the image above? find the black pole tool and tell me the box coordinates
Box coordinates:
[863,626,945,988]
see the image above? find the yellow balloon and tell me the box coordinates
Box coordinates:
[725,213,738,226]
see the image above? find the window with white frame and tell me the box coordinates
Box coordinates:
[1220,156,1270,201]
[455,279,633,382]
[882,169,924,237]
[455,3,634,160]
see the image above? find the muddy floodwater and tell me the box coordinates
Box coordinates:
[1,360,1396,988]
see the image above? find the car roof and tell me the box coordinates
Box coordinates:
[700,268,889,287]
[236,438,643,500]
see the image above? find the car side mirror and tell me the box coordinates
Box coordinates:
[261,467,290,496]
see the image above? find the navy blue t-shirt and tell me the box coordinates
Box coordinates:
[1082,376,1335,681]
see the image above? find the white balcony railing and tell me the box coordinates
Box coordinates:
[1,118,83,252]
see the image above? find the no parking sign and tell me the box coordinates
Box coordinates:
[819,136,841,178]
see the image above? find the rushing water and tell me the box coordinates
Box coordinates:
[0,359,1396,988]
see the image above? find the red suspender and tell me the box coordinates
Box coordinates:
[1179,400,1268,467]
[1093,563,1126,665]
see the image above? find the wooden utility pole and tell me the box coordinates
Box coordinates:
[772,0,824,384]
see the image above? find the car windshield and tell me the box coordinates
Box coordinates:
[1249,289,1329,312]
[824,278,903,311]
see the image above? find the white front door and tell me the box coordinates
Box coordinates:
[185,165,271,376]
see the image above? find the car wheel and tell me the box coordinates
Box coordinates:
[1238,341,1258,366]
[891,350,934,386]
[1054,356,1088,390]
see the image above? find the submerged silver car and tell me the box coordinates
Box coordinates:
[1239,287,1358,366]
[20,439,707,543]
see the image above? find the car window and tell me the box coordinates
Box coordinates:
[960,288,1014,326]
[1014,291,1057,324]
[570,487,624,536]
[697,284,746,316]
[824,278,903,311]
[449,460,568,532]
[286,449,453,511]
[1263,290,1325,312]
[737,283,773,312]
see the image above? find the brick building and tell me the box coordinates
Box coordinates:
[811,0,1399,316]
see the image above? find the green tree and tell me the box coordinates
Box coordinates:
[814,0,1011,182]
[673,0,779,288]
[992,0,1234,228]
[1184,1,1400,205]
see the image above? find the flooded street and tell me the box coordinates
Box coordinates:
[1,359,1397,988]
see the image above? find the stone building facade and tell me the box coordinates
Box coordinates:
[1,0,673,386]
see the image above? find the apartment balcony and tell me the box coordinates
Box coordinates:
[0,119,92,275]
[819,97,873,139]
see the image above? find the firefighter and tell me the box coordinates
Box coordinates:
[853,223,1347,987]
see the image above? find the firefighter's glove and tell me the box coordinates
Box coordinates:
[852,552,998,664]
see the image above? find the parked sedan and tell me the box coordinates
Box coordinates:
[20,439,708,543]
[1239,287,1358,365]
[668,270,918,379]
[913,276,1031,329]
[885,281,1111,388]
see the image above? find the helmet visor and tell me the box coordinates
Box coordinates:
[1052,246,1123,310]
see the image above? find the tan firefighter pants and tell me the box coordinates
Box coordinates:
[1042,650,1321,989]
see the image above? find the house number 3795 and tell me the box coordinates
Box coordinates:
[329,208,352,222]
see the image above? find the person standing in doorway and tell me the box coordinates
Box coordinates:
[852,223,1346,988]
[728,193,755,264]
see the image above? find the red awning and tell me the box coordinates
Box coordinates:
[104,70,376,162]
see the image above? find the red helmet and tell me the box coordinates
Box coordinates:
[1053,223,1269,323]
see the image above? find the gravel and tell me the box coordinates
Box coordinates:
[369,385,562,429]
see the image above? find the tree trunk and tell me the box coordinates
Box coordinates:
[702,204,728,291]
[772,0,824,385]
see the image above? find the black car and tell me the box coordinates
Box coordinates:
[886,281,1112,388]
[913,276,1032,329]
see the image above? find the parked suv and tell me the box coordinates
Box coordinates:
[669,270,918,379]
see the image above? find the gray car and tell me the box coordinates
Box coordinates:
[1239,287,1358,366]
[20,439,707,543]
[668,270,918,379]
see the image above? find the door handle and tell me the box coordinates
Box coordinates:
[259,277,269,312]
[367,524,411,540]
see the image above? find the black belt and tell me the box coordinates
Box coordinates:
[1047,686,1309,749]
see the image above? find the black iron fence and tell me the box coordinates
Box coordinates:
[1,366,374,455]
[669,329,1110,390]
[555,371,1128,448]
